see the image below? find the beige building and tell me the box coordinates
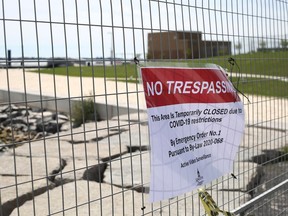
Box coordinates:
[147,31,231,59]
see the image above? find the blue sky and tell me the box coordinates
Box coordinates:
[0,0,287,59]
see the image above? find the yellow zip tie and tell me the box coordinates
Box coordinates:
[198,188,235,216]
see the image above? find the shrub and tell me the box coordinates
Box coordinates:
[72,97,99,127]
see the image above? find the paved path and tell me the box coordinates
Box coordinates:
[229,72,288,82]
[0,69,146,110]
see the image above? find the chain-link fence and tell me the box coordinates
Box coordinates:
[0,0,287,215]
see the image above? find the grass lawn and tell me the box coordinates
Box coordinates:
[231,77,288,99]
[30,51,288,98]
[208,51,288,77]
[32,64,138,79]
[33,51,288,78]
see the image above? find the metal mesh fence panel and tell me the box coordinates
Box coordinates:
[0,0,287,215]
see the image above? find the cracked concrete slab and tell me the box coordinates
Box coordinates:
[1,94,287,215]
[12,137,124,161]
[9,181,123,216]
[0,154,60,177]
[8,178,248,216]
[59,158,100,181]
[12,138,73,158]
[104,152,150,187]
[208,161,259,192]
[0,176,49,205]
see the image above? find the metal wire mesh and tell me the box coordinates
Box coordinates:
[0,0,287,215]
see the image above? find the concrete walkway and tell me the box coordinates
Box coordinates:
[229,71,288,82]
[0,69,146,119]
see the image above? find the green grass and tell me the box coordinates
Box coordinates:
[232,77,288,98]
[282,146,288,154]
[32,51,288,78]
[72,97,100,127]
[33,64,138,79]
[208,51,288,77]
[30,51,288,98]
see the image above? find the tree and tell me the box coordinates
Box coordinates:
[280,39,288,49]
[234,42,242,55]
[259,40,267,49]
[186,48,192,59]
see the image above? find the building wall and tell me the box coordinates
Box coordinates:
[148,31,231,59]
